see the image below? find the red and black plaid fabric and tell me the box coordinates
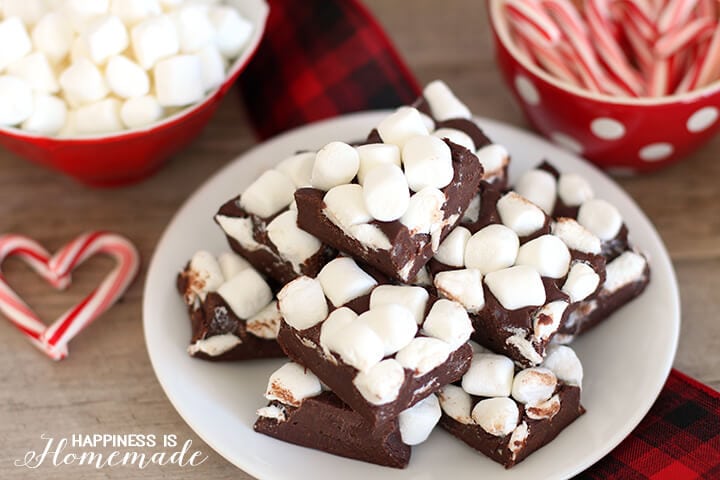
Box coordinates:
[238,1,720,478]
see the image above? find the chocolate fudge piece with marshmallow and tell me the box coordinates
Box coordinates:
[275,257,474,425]
[438,344,585,468]
[177,250,285,361]
[254,362,442,468]
[215,153,337,287]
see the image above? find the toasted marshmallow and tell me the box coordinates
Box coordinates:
[558,173,594,207]
[398,394,441,445]
[604,251,647,293]
[396,337,451,377]
[484,265,546,310]
[217,252,250,280]
[422,299,472,350]
[247,300,282,340]
[475,144,509,177]
[515,169,557,214]
[277,276,328,331]
[577,198,623,241]
[551,218,602,254]
[356,143,401,184]
[433,128,474,151]
[7,52,59,94]
[434,269,485,314]
[353,359,405,405]
[186,250,224,303]
[370,285,429,325]
[526,394,561,420]
[562,262,600,302]
[323,319,384,372]
[360,304,418,356]
[239,169,295,218]
[402,135,454,192]
[377,106,430,148]
[323,184,372,226]
[462,353,515,397]
[265,363,322,407]
[497,191,547,237]
[542,344,583,387]
[516,234,571,279]
[400,187,446,236]
[317,257,377,307]
[423,80,471,121]
[434,226,471,267]
[464,224,519,274]
[471,397,519,437]
[362,163,410,221]
[511,367,557,404]
[0,17,32,71]
[532,300,568,341]
[217,268,272,319]
[438,384,474,424]
[311,141,359,191]
[276,152,315,188]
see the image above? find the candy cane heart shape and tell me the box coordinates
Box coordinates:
[0,232,140,360]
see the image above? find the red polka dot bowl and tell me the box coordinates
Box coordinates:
[0,0,268,188]
[488,0,720,173]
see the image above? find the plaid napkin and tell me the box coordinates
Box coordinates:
[238,1,720,478]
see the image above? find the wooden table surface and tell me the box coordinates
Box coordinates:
[1,2,718,479]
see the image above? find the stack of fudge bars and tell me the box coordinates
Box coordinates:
[176,81,650,469]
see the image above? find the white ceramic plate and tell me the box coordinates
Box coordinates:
[143,112,680,480]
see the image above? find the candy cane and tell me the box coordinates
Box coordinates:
[648,58,672,95]
[694,25,720,88]
[504,0,562,44]
[655,17,717,57]
[658,0,701,33]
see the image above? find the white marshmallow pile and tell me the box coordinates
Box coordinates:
[181,250,281,356]
[515,167,596,215]
[276,257,473,405]
[0,1,253,135]
[438,346,583,437]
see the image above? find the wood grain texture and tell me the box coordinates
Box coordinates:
[0,1,718,479]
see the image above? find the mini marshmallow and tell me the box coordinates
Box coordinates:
[0,75,34,126]
[423,80,471,121]
[83,15,129,64]
[412,266,432,287]
[131,15,179,70]
[324,319,385,372]
[120,95,164,128]
[197,44,226,91]
[311,141,359,191]
[422,299,472,350]
[434,269,485,314]
[604,251,647,293]
[516,234,571,279]
[256,404,285,422]
[475,144,509,177]
[497,191,547,237]
[57,110,77,137]
[508,422,529,457]
[462,194,481,223]
[319,307,357,353]
[154,54,205,107]
[462,353,515,397]
[532,300,568,341]
[217,252,250,280]
[526,394,561,420]
[507,331,544,365]
[558,173,594,207]
[21,93,67,135]
[471,397,519,437]
[265,362,322,407]
[0,17,32,71]
[323,184,373,227]
[402,135,454,192]
[577,198,623,241]
[106,55,150,99]
[355,143,401,184]
[370,285,429,325]
[247,300,282,340]
[348,223,392,250]
[551,218,602,254]
[515,169,557,215]
[396,337,451,377]
[31,12,74,64]
[277,276,328,331]
[59,58,109,107]
[542,344,583,387]
[484,265,546,310]
[511,367,557,404]
[464,224,519,274]
[562,262,600,302]
[433,128,475,151]
[174,4,214,53]
[438,384,474,424]
[187,250,224,302]
[111,0,162,26]
[317,257,377,307]
[70,36,90,63]
[74,98,124,134]
[209,5,253,58]
[267,210,322,271]
[239,169,295,218]
[398,394,441,446]
[359,304,417,356]
[434,226,470,267]
[362,163,410,221]
[353,358,405,405]
[400,187,446,235]
[3,0,46,26]
[7,52,59,94]
[217,267,272,319]
[276,152,315,188]
[376,107,430,148]
[188,332,240,356]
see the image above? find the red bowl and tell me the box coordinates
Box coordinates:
[488,0,720,173]
[0,0,269,187]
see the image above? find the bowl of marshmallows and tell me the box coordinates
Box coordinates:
[0,0,269,186]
